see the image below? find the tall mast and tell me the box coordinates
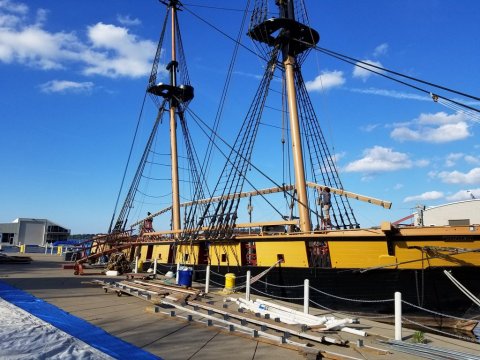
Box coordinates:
[169,0,181,234]
[281,1,311,232]
[145,0,194,235]
[109,0,194,235]
[249,0,319,232]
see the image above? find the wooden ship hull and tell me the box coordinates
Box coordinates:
[109,223,480,318]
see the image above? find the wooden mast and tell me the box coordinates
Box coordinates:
[281,0,311,232]
[169,0,181,236]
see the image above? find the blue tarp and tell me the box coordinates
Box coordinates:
[0,280,161,359]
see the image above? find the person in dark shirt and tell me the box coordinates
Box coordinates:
[320,187,332,229]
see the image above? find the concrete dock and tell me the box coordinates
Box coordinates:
[0,252,479,359]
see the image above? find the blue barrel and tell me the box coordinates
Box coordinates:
[178,267,193,287]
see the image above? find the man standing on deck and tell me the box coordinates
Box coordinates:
[141,212,154,235]
[320,187,332,229]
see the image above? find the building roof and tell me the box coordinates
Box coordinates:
[10,218,70,231]
[422,199,480,212]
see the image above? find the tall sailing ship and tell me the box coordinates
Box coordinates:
[76,0,480,319]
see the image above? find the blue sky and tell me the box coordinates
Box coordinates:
[1,0,479,234]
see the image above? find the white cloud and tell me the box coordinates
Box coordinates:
[39,79,94,93]
[350,87,429,101]
[360,123,380,132]
[436,168,480,185]
[233,70,262,80]
[390,112,471,143]
[344,146,414,173]
[415,159,430,167]
[445,153,464,167]
[427,171,437,179]
[0,0,28,14]
[352,60,384,81]
[0,24,80,69]
[403,191,444,203]
[417,111,467,125]
[331,151,346,163]
[34,8,47,26]
[82,22,156,78]
[314,152,346,175]
[443,152,480,167]
[117,14,141,26]
[0,12,20,27]
[393,183,404,190]
[350,87,479,109]
[446,189,480,201]
[373,43,388,57]
[445,153,480,167]
[349,88,480,111]
[305,70,345,92]
[361,175,374,182]
[0,2,157,78]
[465,155,480,165]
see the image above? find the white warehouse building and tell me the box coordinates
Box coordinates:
[414,199,480,227]
[0,218,70,246]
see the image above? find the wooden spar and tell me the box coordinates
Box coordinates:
[131,185,293,227]
[169,1,181,236]
[130,183,391,228]
[305,182,392,209]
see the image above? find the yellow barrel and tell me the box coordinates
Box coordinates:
[225,273,236,290]
[57,246,62,255]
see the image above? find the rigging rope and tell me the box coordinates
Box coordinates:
[181,3,269,63]
[444,270,480,307]
[201,0,252,186]
[183,2,478,115]
[107,93,160,233]
[314,45,480,102]
[184,105,290,221]
[308,43,480,116]
[186,48,281,239]
[183,98,325,225]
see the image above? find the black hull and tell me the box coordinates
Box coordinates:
[154,263,480,319]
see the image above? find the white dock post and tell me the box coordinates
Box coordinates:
[134,256,139,274]
[176,262,180,284]
[246,270,251,301]
[50,244,54,255]
[395,291,402,341]
[205,265,211,294]
[153,259,158,278]
[304,279,310,314]
[44,243,48,254]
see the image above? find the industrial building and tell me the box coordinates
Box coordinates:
[414,199,480,226]
[0,218,70,246]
